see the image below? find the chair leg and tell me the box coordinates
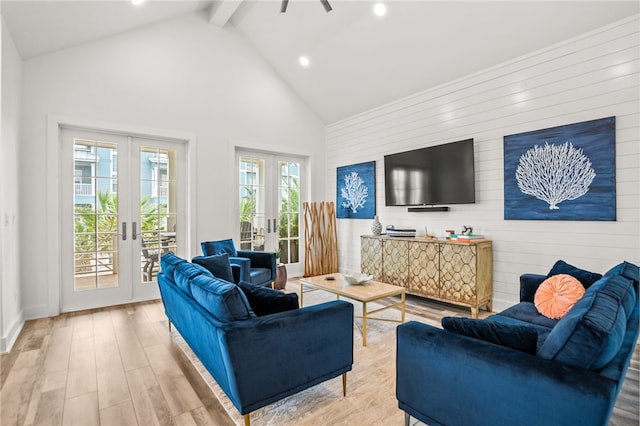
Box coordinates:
[404,412,411,426]
[148,259,155,281]
[142,261,150,281]
[243,413,250,426]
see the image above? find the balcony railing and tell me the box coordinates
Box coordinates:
[75,183,94,196]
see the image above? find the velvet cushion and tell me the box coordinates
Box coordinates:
[237,282,299,317]
[534,274,585,319]
[441,317,538,354]
[189,274,256,322]
[173,261,212,295]
[201,239,238,257]
[192,254,234,283]
[537,275,632,369]
[497,302,559,330]
[160,252,187,284]
[604,261,639,292]
[547,260,602,289]
[589,275,637,320]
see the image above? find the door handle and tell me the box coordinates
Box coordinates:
[132,222,137,240]
[122,222,127,240]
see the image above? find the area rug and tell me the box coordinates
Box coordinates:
[171,281,469,426]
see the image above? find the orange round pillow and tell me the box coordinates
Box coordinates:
[535,274,585,320]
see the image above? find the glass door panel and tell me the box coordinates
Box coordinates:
[138,146,178,282]
[73,140,121,291]
[277,161,300,264]
[237,151,305,276]
[239,157,267,252]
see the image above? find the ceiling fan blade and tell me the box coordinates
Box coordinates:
[280,0,289,13]
[320,0,332,12]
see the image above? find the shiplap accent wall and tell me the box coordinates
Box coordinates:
[326,15,639,311]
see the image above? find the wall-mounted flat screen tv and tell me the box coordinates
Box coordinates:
[384,139,475,206]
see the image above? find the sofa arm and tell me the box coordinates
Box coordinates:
[396,321,617,426]
[520,273,547,302]
[217,300,354,414]
[237,250,277,280]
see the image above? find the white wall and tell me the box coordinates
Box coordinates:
[1,17,24,352]
[19,12,326,318]
[327,15,640,312]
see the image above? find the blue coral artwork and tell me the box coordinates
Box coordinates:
[336,161,376,219]
[503,116,616,221]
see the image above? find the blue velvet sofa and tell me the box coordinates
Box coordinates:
[396,261,639,426]
[157,253,354,426]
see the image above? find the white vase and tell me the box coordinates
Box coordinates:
[371,216,382,235]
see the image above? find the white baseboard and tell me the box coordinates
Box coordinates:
[1,310,25,353]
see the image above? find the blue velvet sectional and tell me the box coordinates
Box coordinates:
[396,261,639,426]
[157,253,354,426]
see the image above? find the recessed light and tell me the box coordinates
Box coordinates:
[373,3,387,17]
[299,56,310,67]
[131,0,145,5]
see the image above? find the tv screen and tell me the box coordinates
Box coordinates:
[384,139,475,206]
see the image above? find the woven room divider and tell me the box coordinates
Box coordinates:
[303,201,338,277]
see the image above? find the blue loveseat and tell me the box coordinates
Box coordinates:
[396,261,639,426]
[157,253,354,425]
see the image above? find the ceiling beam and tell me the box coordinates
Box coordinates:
[208,0,244,27]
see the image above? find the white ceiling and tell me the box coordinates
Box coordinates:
[2,1,638,124]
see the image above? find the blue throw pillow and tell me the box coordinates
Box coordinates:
[441,317,538,354]
[237,282,299,317]
[192,254,235,283]
[190,274,256,322]
[547,260,602,289]
[201,239,237,257]
[537,275,632,369]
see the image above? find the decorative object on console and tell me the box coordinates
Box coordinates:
[385,225,416,238]
[336,161,375,219]
[370,215,382,235]
[504,116,616,221]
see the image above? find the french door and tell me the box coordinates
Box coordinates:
[60,127,185,312]
[236,150,304,277]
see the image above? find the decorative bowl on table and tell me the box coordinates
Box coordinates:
[343,272,373,285]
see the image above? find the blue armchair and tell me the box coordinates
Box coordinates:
[201,239,277,287]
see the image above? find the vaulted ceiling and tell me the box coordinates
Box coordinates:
[2,1,638,123]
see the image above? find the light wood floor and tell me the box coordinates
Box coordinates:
[2,282,638,426]
[1,299,235,426]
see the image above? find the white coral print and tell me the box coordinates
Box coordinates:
[341,171,368,213]
[515,141,596,209]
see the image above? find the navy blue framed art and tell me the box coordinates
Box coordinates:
[336,161,376,219]
[503,116,616,221]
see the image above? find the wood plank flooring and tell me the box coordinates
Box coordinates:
[2,281,638,426]
[1,300,234,426]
